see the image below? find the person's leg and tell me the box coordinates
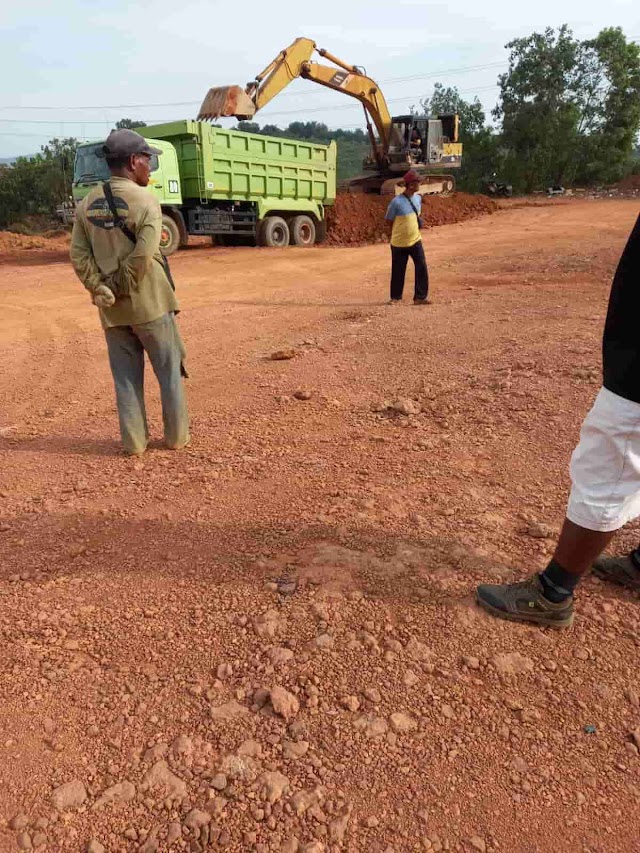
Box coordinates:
[134,313,190,450]
[476,520,615,627]
[390,246,409,301]
[409,241,429,302]
[551,521,615,582]
[104,325,148,455]
[477,387,640,626]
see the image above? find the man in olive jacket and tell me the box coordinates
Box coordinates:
[70,129,189,456]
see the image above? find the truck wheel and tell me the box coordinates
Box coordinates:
[257,216,290,248]
[160,214,181,256]
[289,215,316,247]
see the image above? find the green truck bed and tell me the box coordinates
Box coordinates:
[140,120,336,212]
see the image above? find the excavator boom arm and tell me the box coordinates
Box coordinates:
[299,61,393,158]
[198,37,394,169]
[247,37,316,111]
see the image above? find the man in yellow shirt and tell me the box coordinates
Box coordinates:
[70,129,190,456]
[384,169,430,305]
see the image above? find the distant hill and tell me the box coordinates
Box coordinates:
[0,154,38,165]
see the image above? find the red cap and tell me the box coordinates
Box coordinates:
[402,169,421,184]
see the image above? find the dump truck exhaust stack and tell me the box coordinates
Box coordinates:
[198,85,256,121]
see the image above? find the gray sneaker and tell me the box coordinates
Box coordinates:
[476,574,574,628]
[592,553,640,591]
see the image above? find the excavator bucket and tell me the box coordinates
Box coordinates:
[197,86,256,121]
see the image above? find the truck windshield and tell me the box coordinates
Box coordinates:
[74,147,110,183]
[73,146,159,183]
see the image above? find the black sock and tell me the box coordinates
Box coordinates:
[538,559,580,603]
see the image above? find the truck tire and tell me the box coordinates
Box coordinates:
[289,215,316,247]
[257,216,290,248]
[160,214,181,256]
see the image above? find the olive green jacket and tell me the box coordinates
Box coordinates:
[70,177,178,328]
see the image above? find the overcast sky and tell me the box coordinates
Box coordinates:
[1,0,638,158]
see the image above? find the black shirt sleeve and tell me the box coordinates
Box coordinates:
[602,212,640,404]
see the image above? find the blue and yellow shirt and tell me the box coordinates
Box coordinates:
[385,192,423,248]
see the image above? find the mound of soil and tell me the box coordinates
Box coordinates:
[0,230,71,266]
[325,191,497,246]
[0,230,70,253]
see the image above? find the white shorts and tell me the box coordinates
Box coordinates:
[567,387,640,532]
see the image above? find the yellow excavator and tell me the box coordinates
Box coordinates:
[197,37,462,195]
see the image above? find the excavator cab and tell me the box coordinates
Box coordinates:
[384,114,460,172]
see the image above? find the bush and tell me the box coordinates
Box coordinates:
[6,221,35,236]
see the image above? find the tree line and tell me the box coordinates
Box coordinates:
[0,119,147,229]
[0,25,638,228]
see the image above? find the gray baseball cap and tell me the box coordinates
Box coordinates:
[100,129,162,159]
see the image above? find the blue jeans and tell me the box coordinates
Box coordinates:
[105,312,189,455]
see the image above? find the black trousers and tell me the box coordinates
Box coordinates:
[390,241,429,301]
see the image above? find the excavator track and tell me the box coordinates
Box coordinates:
[343,174,456,196]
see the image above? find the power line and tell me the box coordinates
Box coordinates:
[0,132,95,139]
[260,85,500,117]
[0,60,507,113]
[0,85,500,126]
[1,29,637,116]
[0,118,168,125]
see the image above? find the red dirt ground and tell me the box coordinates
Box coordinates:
[1,198,639,853]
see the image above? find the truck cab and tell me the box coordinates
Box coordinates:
[72,139,184,253]
[72,139,182,205]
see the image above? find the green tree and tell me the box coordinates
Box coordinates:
[494,25,583,191]
[236,121,261,134]
[0,136,80,227]
[424,83,486,135]
[494,25,640,191]
[115,118,148,129]
[40,136,80,201]
[260,124,283,136]
[286,121,330,140]
[574,28,640,183]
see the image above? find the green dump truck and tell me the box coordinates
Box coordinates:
[72,120,337,254]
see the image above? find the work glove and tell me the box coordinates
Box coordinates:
[92,283,116,309]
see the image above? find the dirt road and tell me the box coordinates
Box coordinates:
[1,199,639,852]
